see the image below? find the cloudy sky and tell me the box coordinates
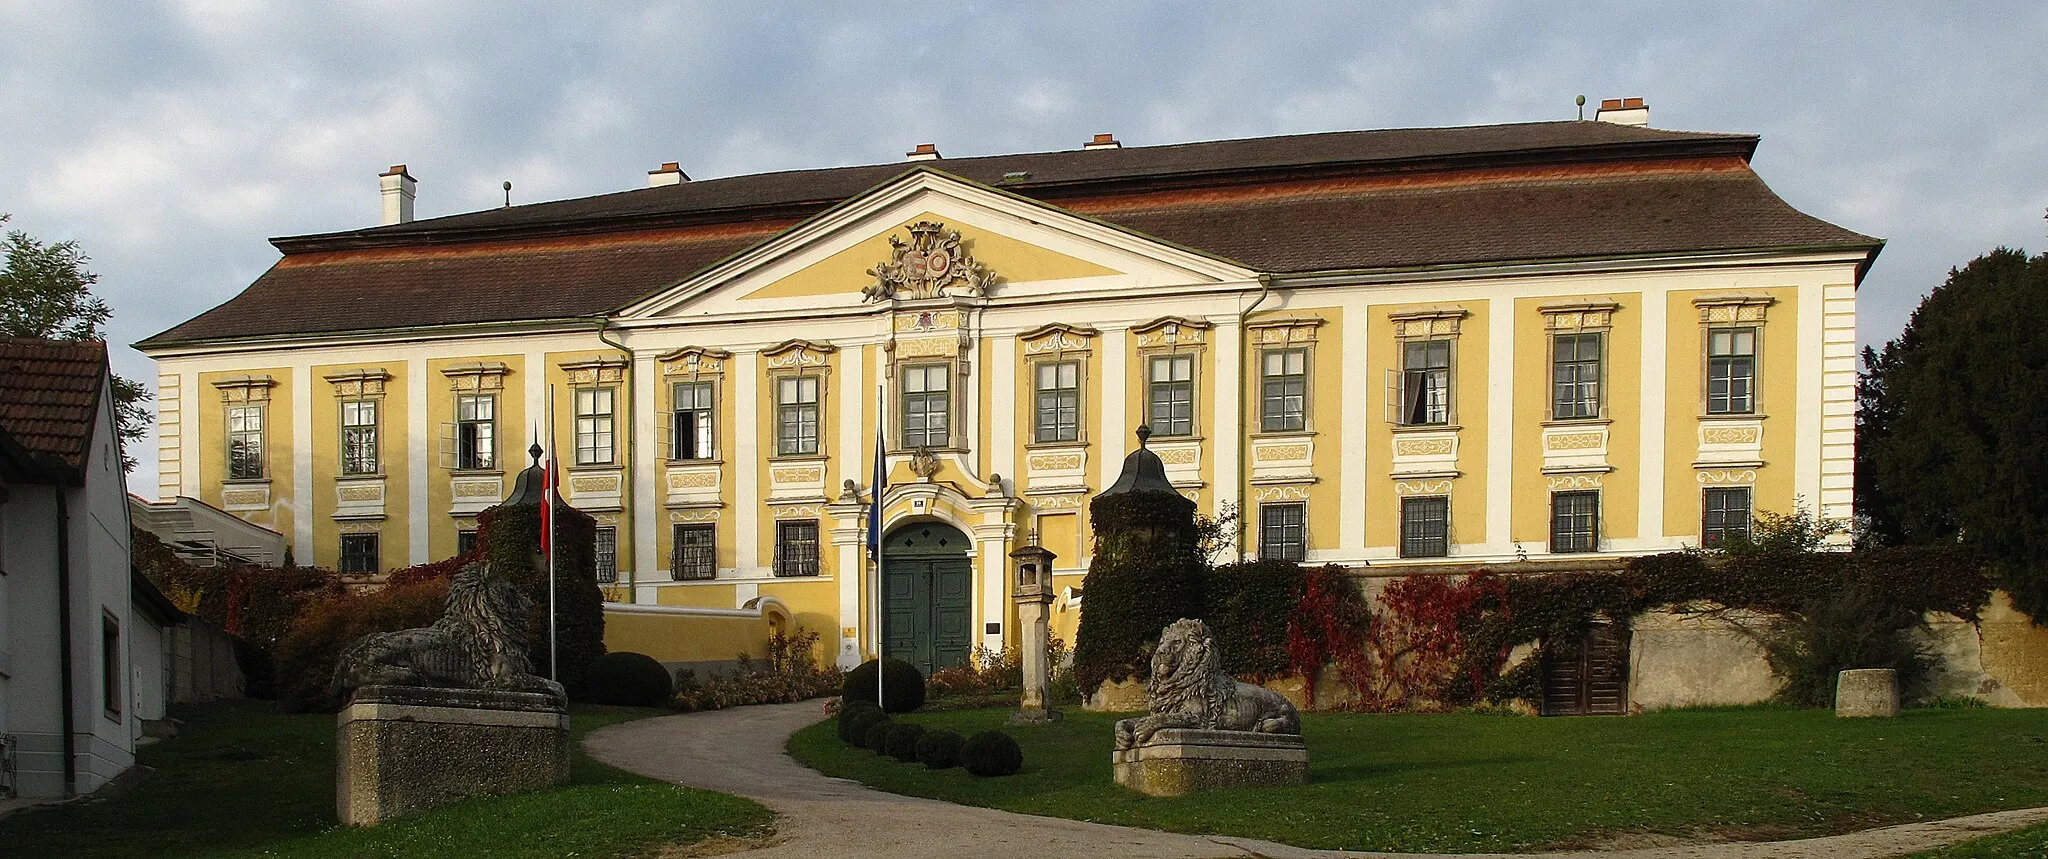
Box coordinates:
[4,1,2044,490]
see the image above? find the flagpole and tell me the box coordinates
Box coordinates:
[546,384,559,683]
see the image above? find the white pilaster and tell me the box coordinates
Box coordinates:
[407,359,430,564]
[1819,282,1859,526]
[990,335,1017,487]
[1485,296,1514,552]
[733,351,761,574]
[1638,287,1668,542]
[836,345,865,647]
[632,351,659,598]
[291,364,314,556]
[181,369,200,498]
[1339,303,1369,550]
[524,349,547,455]
[978,531,1006,652]
[1212,321,1242,515]
[1098,328,1128,490]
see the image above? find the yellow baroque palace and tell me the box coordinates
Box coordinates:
[138,110,1877,673]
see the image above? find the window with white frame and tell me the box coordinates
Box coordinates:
[227,404,265,479]
[594,526,617,583]
[670,381,715,460]
[1551,491,1599,554]
[340,399,379,475]
[1400,496,1449,558]
[1258,502,1306,562]
[1033,360,1080,443]
[1400,339,1452,426]
[1707,327,1758,414]
[672,524,715,581]
[1260,348,1308,432]
[776,376,819,456]
[1702,487,1753,548]
[773,520,820,577]
[455,394,495,470]
[900,364,950,448]
[574,387,616,465]
[1147,354,1195,436]
[1551,333,1603,420]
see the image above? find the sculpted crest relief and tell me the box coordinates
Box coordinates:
[863,220,998,301]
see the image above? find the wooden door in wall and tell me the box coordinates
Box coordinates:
[1540,622,1629,716]
[881,522,974,678]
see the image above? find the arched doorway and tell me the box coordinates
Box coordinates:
[880,521,974,677]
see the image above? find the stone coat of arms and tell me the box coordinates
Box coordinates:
[863,220,998,301]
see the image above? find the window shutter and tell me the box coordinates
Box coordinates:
[437,422,458,469]
[655,410,673,460]
[1383,368,1399,424]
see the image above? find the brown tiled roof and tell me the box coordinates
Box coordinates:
[140,121,1879,347]
[0,337,108,473]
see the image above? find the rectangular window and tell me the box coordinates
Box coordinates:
[456,529,478,556]
[776,376,819,456]
[574,387,616,465]
[340,533,380,574]
[671,381,715,460]
[900,364,951,448]
[1707,327,1757,414]
[1551,333,1603,420]
[1702,487,1753,548]
[227,404,265,479]
[672,524,716,581]
[456,394,496,470]
[1258,502,1306,562]
[1260,348,1308,432]
[1400,339,1452,426]
[594,526,617,583]
[1400,496,1449,558]
[1551,491,1599,554]
[102,613,121,718]
[1033,361,1080,443]
[774,520,820,578]
[340,399,379,475]
[1147,354,1195,437]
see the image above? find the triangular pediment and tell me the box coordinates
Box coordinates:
[619,169,1255,320]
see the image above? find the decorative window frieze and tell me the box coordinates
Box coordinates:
[559,356,627,387]
[440,362,510,392]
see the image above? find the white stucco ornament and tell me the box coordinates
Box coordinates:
[863,220,998,301]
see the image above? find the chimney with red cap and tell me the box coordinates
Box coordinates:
[904,143,942,162]
[1083,133,1121,150]
[648,162,689,188]
[1594,97,1650,127]
[379,165,416,225]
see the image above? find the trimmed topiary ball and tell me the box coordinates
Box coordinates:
[960,730,1024,776]
[846,709,890,748]
[885,722,927,762]
[841,658,926,713]
[837,699,882,743]
[580,651,675,707]
[915,728,965,769]
[864,718,896,755]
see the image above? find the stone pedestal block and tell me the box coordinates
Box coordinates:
[1112,729,1308,797]
[1836,668,1900,718]
[336,685,569,826]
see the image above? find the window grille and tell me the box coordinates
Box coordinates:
[1258,502,1306,562]
[1400,496,1450,558]
[672,524,716,581]
[456,529,478,556]
[773,520,820,577]
[1702,487,1753,548]
[340,533,380,574]
[1551,491,1600,554]
[594,526,617,583]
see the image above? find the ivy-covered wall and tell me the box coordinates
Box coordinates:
[1072,489,1204,693]
[477,498,608,695]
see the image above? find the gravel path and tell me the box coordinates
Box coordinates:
[583,702,2048,859]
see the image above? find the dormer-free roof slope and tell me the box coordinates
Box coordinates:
[0,336,109,475]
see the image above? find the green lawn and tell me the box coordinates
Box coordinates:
[1913,821,2048,858]
[2,700,772,859]
[789,706,2048,854]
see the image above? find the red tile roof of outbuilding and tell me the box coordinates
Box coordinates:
[0,337,109,473]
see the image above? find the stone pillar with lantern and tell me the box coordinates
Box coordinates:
[1008,543,1062,726]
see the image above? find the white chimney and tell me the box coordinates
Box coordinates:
[379,165,416,225]
[1083,133,1122,150]
[648,162,689,187]
[904,143,942,162]
[1594,97,1650,127]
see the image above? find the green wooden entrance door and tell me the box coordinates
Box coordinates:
[881,522,974,677]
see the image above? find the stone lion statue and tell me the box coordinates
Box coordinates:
[330,560,564,702]
[1114,618,1300,750]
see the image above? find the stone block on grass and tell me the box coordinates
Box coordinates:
[1836,668,1900,718]
[336,685,569,826]
[1112,729,1307,797]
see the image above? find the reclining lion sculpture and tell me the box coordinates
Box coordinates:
[1114,618,1301,750]
[330,560,564,702]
